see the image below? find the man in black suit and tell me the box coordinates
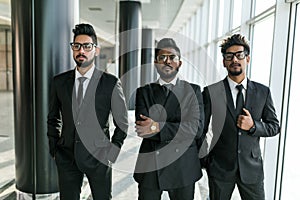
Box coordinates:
[134,38,204,200]
[47,23,128,200]
[201,34,280,199]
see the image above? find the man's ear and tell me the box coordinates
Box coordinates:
[95,47,100,56]
[246,55,250,64]
[178,60,182,68]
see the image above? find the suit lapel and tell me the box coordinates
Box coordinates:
[66,70,75,102]
[72,68,102,120]
[163,80,183,112]
[149,83,167,105]
[79,68,102,113]
[245,79,256,112]
[223,79,236,119]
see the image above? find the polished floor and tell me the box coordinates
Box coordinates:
[0,91,239,200]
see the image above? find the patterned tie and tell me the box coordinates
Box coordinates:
[77,77,87,107]
[235,84,244,115]
[163,83,173,97]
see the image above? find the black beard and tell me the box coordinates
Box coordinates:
[75,56,95,68]
[157,66,179,80]
[228,68,242,76]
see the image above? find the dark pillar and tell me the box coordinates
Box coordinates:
[141,28,156,86]
[119,1,142,109]
[11,0,76,197]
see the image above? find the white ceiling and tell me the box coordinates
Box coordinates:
[80,0,203,47]
[0,0,203,46]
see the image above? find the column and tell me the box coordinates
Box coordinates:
[11,0,78,198]
[119,1,142,109]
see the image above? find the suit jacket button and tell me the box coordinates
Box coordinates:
[175,148,179,153]
[238,132,241,136]
[156,151,160,155]
[77,121,81,125]
[238,150,241,154]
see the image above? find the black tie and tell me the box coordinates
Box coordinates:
[77,77,87,107]
[236,84,244,115]
[163,84,173,97]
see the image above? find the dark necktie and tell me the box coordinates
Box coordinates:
[77,77,87,107]
[236,84,244,115]
[163,83,173,97]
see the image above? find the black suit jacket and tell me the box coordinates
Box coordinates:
[201,78,280,184]
[133,80,204,190]
[47,68,128,167]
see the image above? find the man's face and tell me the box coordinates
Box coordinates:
[154,48,182,80]
[72,34,99,68]
[223,45,250,77]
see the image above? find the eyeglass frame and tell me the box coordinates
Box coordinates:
[156,54,180,63]
[70,42,97,52]
[222,51,248,61]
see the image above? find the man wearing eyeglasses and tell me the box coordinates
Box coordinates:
[133,38,205,200]
[201,34,280,199]
[47,23,128,200]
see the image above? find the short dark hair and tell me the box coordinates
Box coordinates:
[72,23,98,45]
[155,38,181,60]
[220,34,250,55]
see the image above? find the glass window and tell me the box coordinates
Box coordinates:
[218,0,225,37]
[200,2,209,45]
[195,8,201,44]
[232,0,242,29]
[255,0,276,15]
[207,0,214,42]
[281,5,300,199]
[249,15,275,86]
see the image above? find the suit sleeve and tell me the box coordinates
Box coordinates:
[135,84,204,143]
[198,86,212,166]
[202,86,212,138]
[135,86,161,141]
[47,77,61,157]
[251,88,280,137]
[108,79,128,162]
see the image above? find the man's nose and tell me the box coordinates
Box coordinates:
[164,56,172,63]
[79,46,86,53]
[232,55,239,62]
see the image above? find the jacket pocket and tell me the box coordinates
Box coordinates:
[251,148,262,160]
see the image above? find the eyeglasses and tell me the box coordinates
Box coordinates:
[223,51,247,61]
[70,42,96,52]
[156,54,180,63]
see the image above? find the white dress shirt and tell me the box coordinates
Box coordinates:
[75,65,95,98]
[227,76,247,108]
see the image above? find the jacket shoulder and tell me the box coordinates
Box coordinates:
[187,82,201,90]
[140,82,157,90]
[248,80,271,96]
[249,80,269,90]
[100,70,118,81]
[205,80,223,89]
[53,69,73,79]
[51,70,74,86]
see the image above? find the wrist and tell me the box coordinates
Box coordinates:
[249,123,256,134]
[150,121,159,133]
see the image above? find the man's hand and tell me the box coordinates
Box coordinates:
[135,114,159,138]
[237,108,254,131]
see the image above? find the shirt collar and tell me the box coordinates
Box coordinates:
[227,76,247,91]
[75,65,95,80]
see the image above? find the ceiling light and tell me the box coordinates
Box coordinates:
[88,7,102,11]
